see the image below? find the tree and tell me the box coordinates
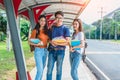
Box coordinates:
[92,20,101,39]
[20,18,30,41]
[113,11,120,39]
[0,14,7,41]
[114,11,120,22]
[102,18,113,39]
[0,15,7,34]
[82,22,91,39]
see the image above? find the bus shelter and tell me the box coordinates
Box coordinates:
[0,0,90,80]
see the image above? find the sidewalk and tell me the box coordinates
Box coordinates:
[30,47,97,80]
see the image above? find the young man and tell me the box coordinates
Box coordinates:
[47,11,70,80]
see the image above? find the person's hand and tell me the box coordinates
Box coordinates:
[50,41,57,47]
[36,41,43,46]
[70,47,75,52]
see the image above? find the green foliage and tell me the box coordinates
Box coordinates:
[113,11,120,22]
[0,41,33,79]
[0,9,31,41]
[0,14,7,41]
[91,11,120,40]
[0,15,7,41]
[0,15,7,34]
[82,22,91,39]
[111,40,120,43]
[0,9,7,41]
[20,18,30,41]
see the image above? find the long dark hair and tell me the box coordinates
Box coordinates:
[72,19,83,36]
[34,15,48,37]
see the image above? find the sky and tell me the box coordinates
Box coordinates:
[79,0,120,24]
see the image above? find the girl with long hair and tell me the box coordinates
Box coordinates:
[29,15,49,80]
[70,19,85,80]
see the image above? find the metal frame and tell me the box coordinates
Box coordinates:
[30,1,84,8]
[63,21,72,23]
[33,0,38,4]
[43,12,77,16]
[18,0,90,23]
[21,0,31,10]
[28,9,36,29]
[4,0,27,80]
[19,1,84,12]
[1,0,90,80]
[75,0,91,18]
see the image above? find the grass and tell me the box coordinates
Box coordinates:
[101,39,120,43]
[0,41,35,80]
[111,40,120,43]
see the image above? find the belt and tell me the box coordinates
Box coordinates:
[49,48,65,51]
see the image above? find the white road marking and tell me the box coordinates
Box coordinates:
[86,51,120,54]
[86,57,111,80]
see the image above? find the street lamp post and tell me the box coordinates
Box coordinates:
[98,7,105,40]
[89,30,90,39]
[114,12,117,40]
[100,18,103,40]
[95,26,97,39]
[89,27,91,39]
[100,7,103,40]
[114,24,117,40]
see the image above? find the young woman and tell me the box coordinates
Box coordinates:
[70,19,85,80]
[29,15,49,80]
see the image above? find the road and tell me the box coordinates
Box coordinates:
[85,40,120,80]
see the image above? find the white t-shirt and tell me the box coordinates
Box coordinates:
[72,32,84,54]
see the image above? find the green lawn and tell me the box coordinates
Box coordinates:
[0,41,34,80]
[111,40,120,43]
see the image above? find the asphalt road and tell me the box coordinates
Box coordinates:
[85,40,120,80]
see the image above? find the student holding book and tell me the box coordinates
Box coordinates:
[70,19,85,80]
[28,15,49,80]
[47,11,70,80]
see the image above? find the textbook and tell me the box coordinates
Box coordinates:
[52,39,66,43]
[30,39,40,44]
[71,40,81,50]
[52,36,66,43]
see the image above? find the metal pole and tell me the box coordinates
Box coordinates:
[28,9,35,30]
[109,33,110,39]
[95,28,96,39]
[100,7,103,40]
[114,12,117,40]
[4,0,28,80]
[115,25,117,40]
[6,22,11,51]
[89,29,90,39]
[17,16,21,36]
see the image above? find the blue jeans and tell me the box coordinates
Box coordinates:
[47,50,65,80]
[70,51,81,80]
[34,47,48,80]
